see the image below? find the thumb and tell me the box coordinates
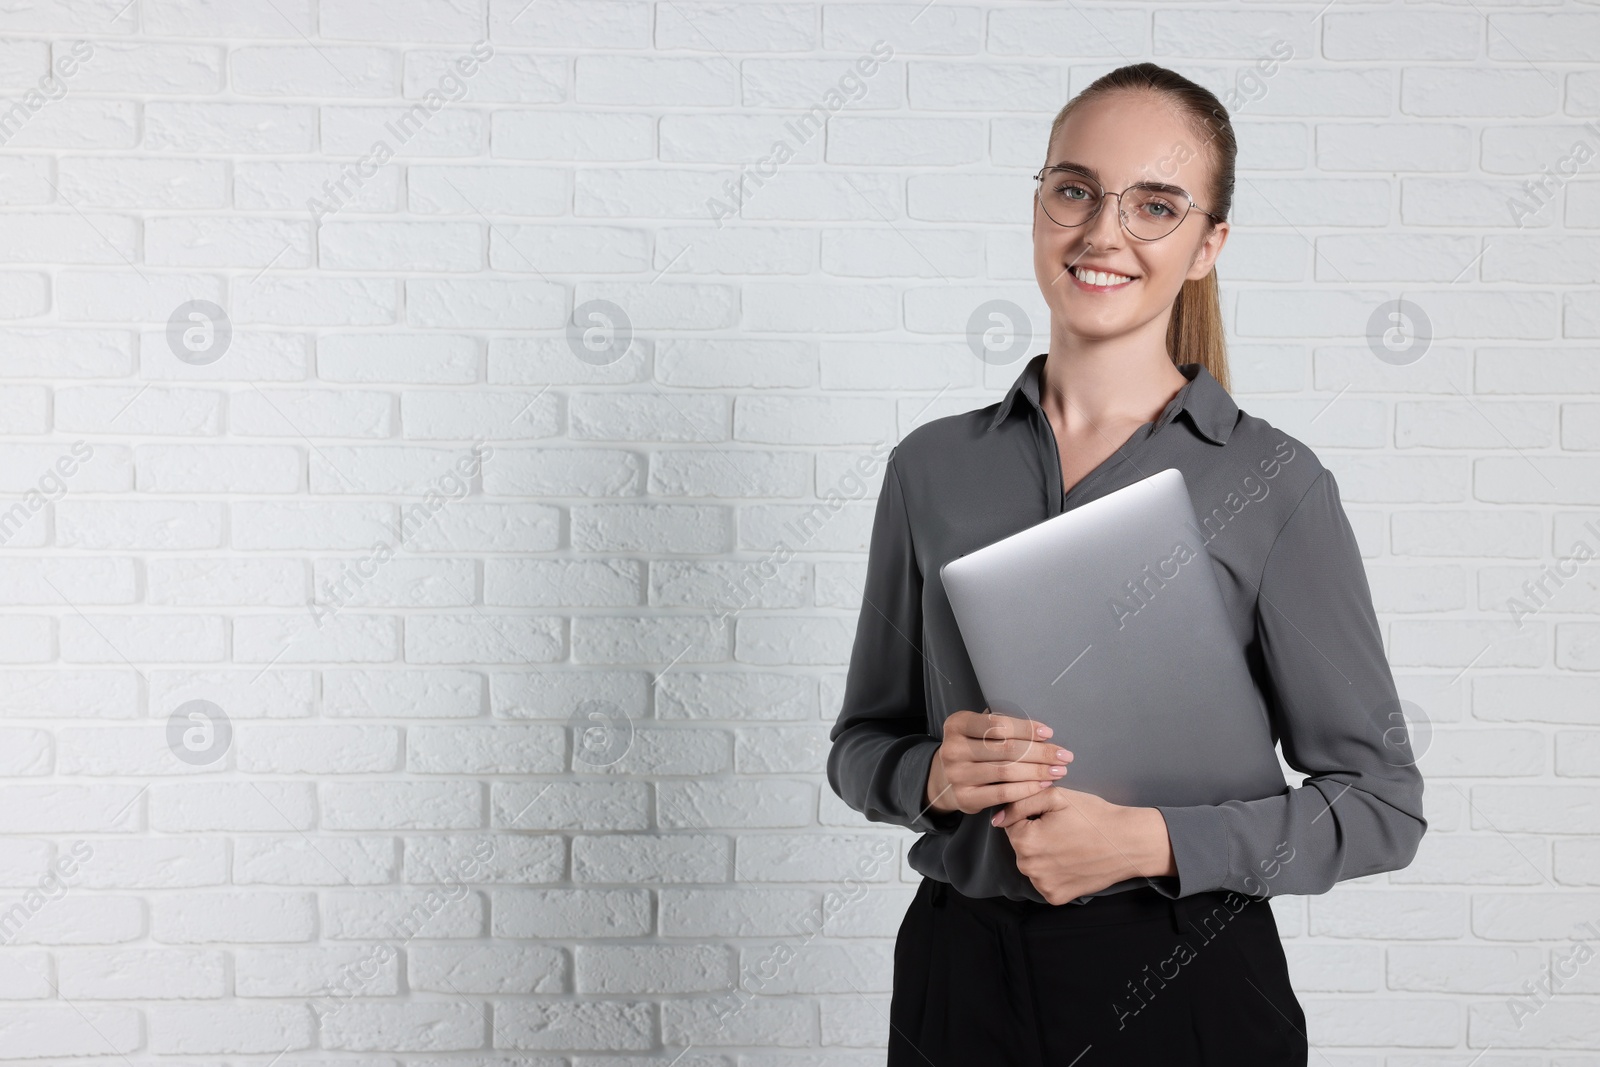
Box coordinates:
[991,783,1071,828]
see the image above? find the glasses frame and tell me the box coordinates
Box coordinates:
[1031,165,1225,241]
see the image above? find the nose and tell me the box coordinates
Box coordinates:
[1080,191,1126,253]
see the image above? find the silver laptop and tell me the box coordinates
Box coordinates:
[939,467,1287,810]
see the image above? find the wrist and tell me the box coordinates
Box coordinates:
[925,752,958,815]
[1128,806,1177,879]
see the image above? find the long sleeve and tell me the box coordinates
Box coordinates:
[1152,467,1428,898]
[827,450,963,836]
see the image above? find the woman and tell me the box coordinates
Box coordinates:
[826,63,1427,1065]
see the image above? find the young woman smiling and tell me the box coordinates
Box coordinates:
[828,63,1426,1065]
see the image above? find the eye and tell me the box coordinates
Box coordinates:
[1133,190,1181,218]
[1056,181,1093,201]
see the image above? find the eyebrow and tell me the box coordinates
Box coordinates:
[1044,160,1191,197]
[1047,160,1102,183]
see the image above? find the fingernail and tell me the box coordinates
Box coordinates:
[1050,765,1065,776]
[991,812,1003,826]
[1037,726,1052,737]
[1055,749,1069,761]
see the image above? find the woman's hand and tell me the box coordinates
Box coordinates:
[992,785,1175,905]
[925,710,1073,816]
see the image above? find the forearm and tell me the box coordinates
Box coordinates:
[1155,774,1426,898]
[829,725,960,834]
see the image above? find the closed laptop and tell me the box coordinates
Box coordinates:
[939,467,1287,809]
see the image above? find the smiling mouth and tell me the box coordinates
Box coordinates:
[1068,264,1138,289]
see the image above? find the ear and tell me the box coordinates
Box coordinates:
[1187,219,1230,281]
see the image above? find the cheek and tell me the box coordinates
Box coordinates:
[1032,236,1057,282]
[1033,231,1069,273]
[1138,249,1188,288]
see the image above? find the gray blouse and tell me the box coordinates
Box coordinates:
[826,355,1427,903]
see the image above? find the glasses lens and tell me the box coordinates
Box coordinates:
[1037,172,1100,228]
[1123,184,1189,240]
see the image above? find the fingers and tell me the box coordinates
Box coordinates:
[949,709,1073,769]
[973,736,1072,774]
[946,776,1061,817]
[991,784,1075,827]
[951,708,1051,743]
[941,749,1069,794]
[936,710,1073,816]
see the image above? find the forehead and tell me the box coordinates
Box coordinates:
[1046,91,1210,191]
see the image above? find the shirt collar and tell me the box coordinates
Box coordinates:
[985,353,1237,445]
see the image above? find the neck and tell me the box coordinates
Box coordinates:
[1038,345,1190,439]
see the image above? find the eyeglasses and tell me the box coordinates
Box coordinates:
[1032,166,1224,241]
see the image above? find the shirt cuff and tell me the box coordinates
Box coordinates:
[1151,802,1234,898]
[901,737,963,835]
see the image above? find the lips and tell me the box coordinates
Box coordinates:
[1069,264,1137,289]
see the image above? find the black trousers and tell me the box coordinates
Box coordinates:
[888,876,1308,1066]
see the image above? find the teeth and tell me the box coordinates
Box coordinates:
[1073,266,1134,286]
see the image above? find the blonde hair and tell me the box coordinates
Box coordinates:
[1042,63,1236,393]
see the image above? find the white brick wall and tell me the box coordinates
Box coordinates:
[0,0,1596,1061]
